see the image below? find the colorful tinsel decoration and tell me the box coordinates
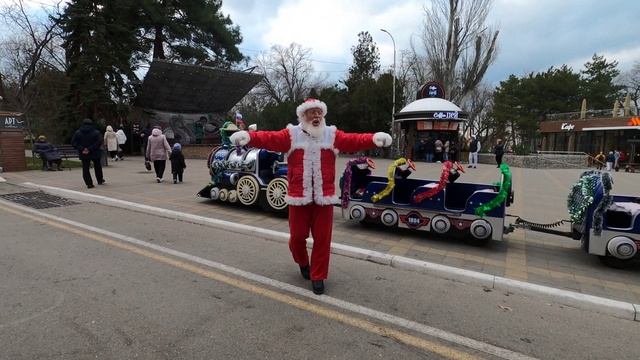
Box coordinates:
[371,158,409,202]
[567,171,599,223]
[412,161,455,203]
[341,157,371,208]
[474,163,512,217]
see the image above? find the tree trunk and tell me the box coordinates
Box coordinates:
[153,24,165,59]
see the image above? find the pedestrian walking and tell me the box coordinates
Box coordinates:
[443,140,450,161]
[169,143,186,184]
[434,139,444,162]
[493,139,505,167]
[606,151,615,171]
[614,150,620,171]
[448,140,459,162]
[594,151,605,170]
[104,125,119,161]
[71,118,105,188]
[146,127,172,182]
[424,137,434,163]
[115,127,127,160]
[467,135,480,168]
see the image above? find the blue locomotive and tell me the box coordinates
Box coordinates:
[197,123,289,212]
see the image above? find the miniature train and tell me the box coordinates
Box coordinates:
[197,145,289,212]
[196,138,638,268]
[339,158,639,267]
[339,157,514,245]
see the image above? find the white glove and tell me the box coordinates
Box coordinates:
[373,132,392,147]
[248,124,257,131]
[230,130,250,146]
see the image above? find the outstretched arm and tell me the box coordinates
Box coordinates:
[334,130,391,153]
[231,129,291,153]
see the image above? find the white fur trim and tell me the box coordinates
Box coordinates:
[296,99,327,122]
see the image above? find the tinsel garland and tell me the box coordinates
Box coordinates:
[371,158,409,202]
[341,157,371,208]
[474,163,512,217]
[592,172,613,235]
[567,171,598,223]
[412,161,454,203]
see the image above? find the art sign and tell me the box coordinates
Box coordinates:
[0,114,25,129]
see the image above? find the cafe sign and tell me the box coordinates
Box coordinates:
[0,114,25,129]
[561,122,575,131]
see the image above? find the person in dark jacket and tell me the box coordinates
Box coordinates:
[424,137,435,162]
[448,140,459,162]
[33,135,63,171]
[169,142,187,184]
[493,139,505,167]
[71,118,105,188]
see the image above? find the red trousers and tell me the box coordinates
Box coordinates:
[288,203,334,280]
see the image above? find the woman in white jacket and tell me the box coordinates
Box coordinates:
[115,127,127,160]
[104,126,119,160]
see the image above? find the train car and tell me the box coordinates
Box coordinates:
[340,157,514,245]
[197,122,289,212]
[520,170,640,268]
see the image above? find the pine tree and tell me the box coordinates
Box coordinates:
[580,54,623,110]
[140,0,244,67]
[343,31,380,91]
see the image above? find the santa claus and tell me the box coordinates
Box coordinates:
[230,98,391,294]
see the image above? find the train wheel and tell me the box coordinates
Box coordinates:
[430,215,451,234]
[228,190,238,203]
[210,187,220,201]
[236,175,260,205]
[219,188,229,202]
[466,219,492,246]
[263,178,288,212]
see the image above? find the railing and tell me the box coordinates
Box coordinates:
[545,109,619,121]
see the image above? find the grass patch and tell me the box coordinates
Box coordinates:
[26,157,83,171]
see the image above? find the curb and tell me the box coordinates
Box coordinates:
[21,182,640,321]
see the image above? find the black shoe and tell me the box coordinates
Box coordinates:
[87,184,95,188]
[98,180,105,185]
[299,265,310,280]
[311,280,324,295]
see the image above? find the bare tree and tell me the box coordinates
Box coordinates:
[0,0,65,146]
[413,0,499,103]
[460,84,493,139]
[0,0,64,112]
[252,43,324,104]
[618,61,640,115]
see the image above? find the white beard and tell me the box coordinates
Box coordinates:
[300,119,326,139]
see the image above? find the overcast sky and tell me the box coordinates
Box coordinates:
[221,0,640,86]
[3,0,639,87]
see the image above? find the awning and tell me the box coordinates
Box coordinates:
[582,126,640,131]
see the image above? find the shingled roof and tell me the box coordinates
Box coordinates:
[135,60,262,113]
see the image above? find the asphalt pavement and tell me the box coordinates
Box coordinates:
[2,154,640,308]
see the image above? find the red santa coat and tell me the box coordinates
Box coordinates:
[248,124,376,206]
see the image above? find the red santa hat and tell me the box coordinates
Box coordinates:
[296,98,327,122]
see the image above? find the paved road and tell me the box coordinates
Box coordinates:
[1,192,639,359]
[4,155,639,305]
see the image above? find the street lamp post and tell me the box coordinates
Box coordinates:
[380,28,397,156]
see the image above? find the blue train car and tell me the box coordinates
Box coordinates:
[340,158,514,245]
[198,145,289,212]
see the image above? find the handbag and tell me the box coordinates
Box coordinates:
[145,161,152,171]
